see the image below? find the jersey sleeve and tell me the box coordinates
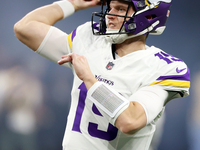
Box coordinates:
[148,51,190,98]
[36,26,72,68]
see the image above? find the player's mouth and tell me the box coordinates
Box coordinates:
[108,23,116,29]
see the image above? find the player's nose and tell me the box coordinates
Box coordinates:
[107,8,117,19]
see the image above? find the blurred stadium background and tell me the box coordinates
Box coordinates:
[0,0,199,150]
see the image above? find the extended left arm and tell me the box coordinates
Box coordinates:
[58,53,168,135]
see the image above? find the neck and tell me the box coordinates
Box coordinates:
[115,35,147,57]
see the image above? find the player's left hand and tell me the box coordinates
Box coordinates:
[58,53,97,89]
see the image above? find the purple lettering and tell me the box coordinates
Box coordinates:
[72,82,118,141]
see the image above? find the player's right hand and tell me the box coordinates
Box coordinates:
[68,0,103,11]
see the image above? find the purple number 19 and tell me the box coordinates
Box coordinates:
[155,51,182,64]
[72,82,118,141]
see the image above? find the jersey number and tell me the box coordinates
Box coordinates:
[155,51,182,64]
[72,82,118,141]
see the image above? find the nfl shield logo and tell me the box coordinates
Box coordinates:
[106,62,115,70]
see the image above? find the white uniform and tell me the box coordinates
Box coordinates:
[36,22,190,150]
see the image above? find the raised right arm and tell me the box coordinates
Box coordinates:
[14,0,101,51]
[14,3,64,51]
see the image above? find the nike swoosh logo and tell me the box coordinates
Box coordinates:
[176,67,186,73]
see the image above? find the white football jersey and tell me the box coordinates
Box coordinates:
[36,22,190,150]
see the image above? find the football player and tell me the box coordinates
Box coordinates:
[14,0,190,149]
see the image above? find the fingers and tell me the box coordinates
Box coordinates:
[57,54,73,65]
[58,53,94,84]
[57,53,84,65]
[71,53,86,67]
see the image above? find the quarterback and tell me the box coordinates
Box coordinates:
[14,0,190,149]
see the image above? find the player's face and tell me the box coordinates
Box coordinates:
[106,0,135,30]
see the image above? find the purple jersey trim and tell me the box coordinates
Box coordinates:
[71,29,77,41]
[156,68,190,81]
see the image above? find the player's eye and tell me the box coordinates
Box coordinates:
[117,6,127,13]
[119,7,126,11]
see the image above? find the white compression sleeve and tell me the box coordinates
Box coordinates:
[87,82,130,118]
[129,85,168,125]
[36,26,72,68]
